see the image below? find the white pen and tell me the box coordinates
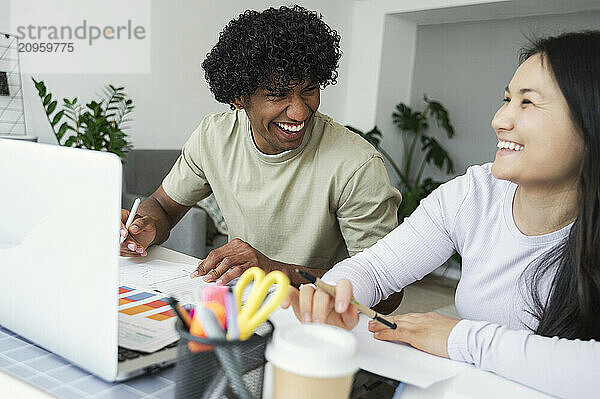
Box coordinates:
[120,198,141,244]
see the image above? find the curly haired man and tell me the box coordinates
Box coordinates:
[120,6,402,311]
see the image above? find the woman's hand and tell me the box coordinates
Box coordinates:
[368,312,460,358]
[281,279,359,330]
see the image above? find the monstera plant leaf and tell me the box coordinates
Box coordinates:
[421,135,455,175]
[424,95,454,139]
[392,103,427,134]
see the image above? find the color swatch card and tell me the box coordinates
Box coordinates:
[118,285,179,352]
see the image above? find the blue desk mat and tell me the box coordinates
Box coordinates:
[0,324,175,399]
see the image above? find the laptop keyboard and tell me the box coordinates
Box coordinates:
[118,341,179,362]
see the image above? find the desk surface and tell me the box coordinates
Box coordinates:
[1,246,552,399]
[0,319,176,399]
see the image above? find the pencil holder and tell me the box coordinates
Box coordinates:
[174,319,274,399]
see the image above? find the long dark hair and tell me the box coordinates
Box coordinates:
[520,31,600,340]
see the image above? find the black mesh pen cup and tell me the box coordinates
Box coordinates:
[174,319,274,399]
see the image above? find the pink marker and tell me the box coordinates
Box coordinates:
[202,285,229,308]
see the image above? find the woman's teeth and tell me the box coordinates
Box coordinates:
[497,140,524,151]
[275,121,304,133]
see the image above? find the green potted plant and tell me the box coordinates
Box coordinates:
[348,95,455,221]
[32,79,134,158]
[348,95,459,266]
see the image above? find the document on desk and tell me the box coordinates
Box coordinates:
[118,285,180,352]
[119,258,204,304]
[269,310,468,389]
[118,258,208,352]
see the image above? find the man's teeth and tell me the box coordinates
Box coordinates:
[275,121,304,133]
[497,140,524,151]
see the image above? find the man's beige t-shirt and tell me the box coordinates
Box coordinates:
[162,110,401,270]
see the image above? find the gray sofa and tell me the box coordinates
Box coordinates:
[121,149,226,259]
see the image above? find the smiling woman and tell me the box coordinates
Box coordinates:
[491,53,584,193]
[283,31,600,399]
[515,32,600,341]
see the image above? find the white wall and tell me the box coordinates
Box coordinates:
[0,0,354,149]
[0,0,8,32]
[408,11,600,182]
[342,0,507,132]
[374,14,416,185]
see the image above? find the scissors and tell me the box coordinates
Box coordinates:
[233,267,290,341]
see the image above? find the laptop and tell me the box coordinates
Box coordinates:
[0,139,177,381]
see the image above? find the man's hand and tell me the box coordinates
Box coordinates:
[120,209,157,257]
[190,239,271,285]
[368,312,460,358]
[281,279,359,330]
[189,239,327,285]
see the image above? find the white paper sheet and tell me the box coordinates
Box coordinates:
[269,309,467,388]
[119,258,205,304]
[352,315,467,388]
[118,258,208,351]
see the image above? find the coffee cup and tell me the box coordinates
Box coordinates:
[265,323,358,399]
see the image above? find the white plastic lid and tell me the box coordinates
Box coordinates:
[265,323,359,378]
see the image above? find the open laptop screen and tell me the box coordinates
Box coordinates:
[0,139,121,381]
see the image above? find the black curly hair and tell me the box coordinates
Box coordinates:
[202,5,342,108]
